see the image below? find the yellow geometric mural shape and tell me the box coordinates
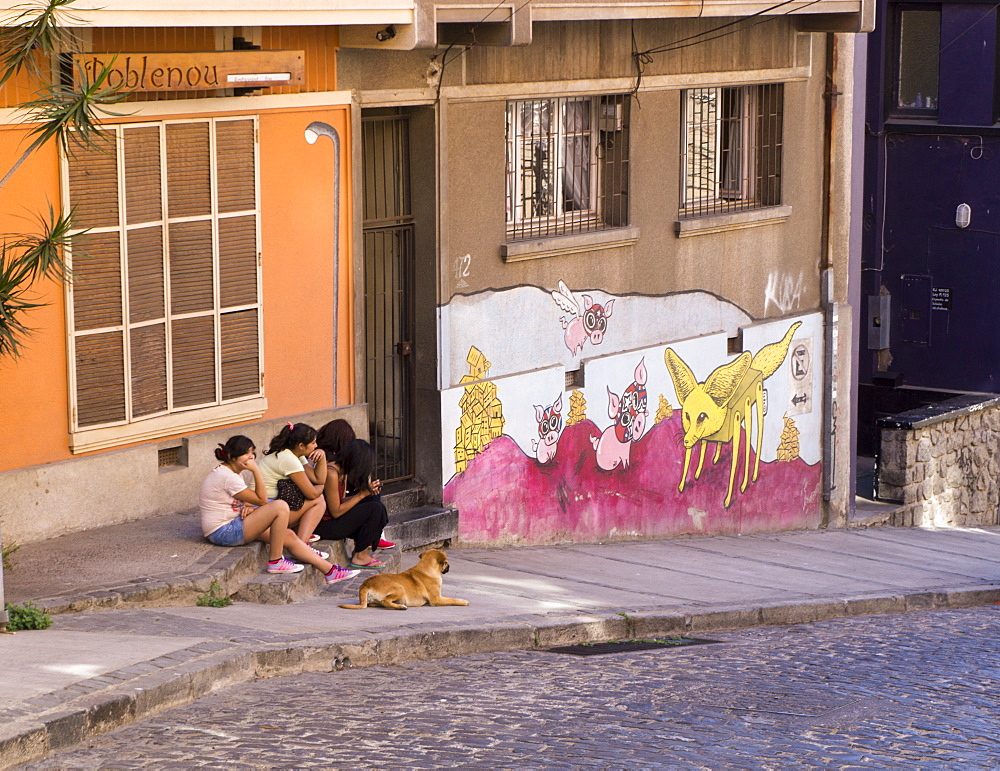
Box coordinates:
[454,346,505,473]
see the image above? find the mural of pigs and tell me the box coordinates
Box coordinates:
[591,358,648,471]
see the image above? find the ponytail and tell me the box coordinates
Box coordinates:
[216,435,254,463]
[266,422,317,455]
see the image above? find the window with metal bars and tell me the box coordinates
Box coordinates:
[65,117,262,434]
[506,94,630,240]
[680,84,783,218]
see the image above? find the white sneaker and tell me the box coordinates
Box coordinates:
[267,558,305,574]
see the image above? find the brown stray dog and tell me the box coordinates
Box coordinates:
[338,548,469,610]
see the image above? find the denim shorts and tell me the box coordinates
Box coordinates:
[207,517,245,547]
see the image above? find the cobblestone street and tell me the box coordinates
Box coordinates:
[26,605,1000,768]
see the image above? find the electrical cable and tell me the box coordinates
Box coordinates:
[432,0,534,103]
[938,2,1000,55]
[644,0,824,57]
[636,0,803,56]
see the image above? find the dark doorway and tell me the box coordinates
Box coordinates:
[361,110,415,482]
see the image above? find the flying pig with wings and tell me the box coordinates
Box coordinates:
[550,280,615,355]
[591,358,648,471]
[531,394,563,464]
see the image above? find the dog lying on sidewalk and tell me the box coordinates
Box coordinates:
[338,548,469,610]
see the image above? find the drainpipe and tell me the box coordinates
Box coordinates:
[820,33,842,520]
[304,121,341,405]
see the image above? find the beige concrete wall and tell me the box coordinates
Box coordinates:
[440,73,826,319]
[1,404,367,546]
[340,23,855,530]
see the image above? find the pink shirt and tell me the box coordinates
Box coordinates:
[199,465,248,536]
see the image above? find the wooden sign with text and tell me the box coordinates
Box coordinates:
[73,51,305,92]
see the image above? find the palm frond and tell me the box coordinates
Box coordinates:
[0,0,81,89]
[0,243,49,358]
[19,56,128,157]
[6,204,77,281]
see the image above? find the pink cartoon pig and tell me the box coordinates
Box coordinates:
[591,358,648,471]
[551,281,615,355]
[531,394,563,464]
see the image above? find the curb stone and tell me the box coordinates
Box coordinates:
[3,584,1000,768]
[32,545,261,615]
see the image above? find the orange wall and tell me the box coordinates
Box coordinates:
[0,128,70,470]
[258,106,355,417]
[0,103,355,473]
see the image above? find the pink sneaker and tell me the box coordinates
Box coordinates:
[267,558,305,574]
[325,566,360,584]
[378,538,396,549]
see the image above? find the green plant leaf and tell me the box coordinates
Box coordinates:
[19,56,128,158]
[0,206,80,357]
[0,0,82,89]
[196,579,233,608]
[7,204,77,281]
[4,600,53,631]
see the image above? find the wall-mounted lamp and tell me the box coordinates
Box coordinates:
[304,121,341,404]
[375,25,396,42]
[956,202,971,229]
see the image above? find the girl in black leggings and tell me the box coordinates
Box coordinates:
[314,430,388,569]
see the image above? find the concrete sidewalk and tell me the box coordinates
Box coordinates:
[3,523,1000,767]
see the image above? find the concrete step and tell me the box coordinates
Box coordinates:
[380,481,424,516]
[30,532,264,615]
[232,540,403,605]
[384,505,459,551]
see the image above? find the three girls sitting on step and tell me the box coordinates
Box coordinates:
[199,420,391,578]
[198,435,358,583]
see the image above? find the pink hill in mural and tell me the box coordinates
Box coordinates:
[445,414,821,545]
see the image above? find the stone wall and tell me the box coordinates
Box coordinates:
[877,395,1000,527]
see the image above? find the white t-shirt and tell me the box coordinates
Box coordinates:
[258,448,305,498]
[199,465,248,536]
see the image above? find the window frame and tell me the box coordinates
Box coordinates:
[679,83,784,220]
[63,116,266,453]
[505,94,629,242]
[889,3,941,119]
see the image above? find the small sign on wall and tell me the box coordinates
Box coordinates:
[73,51,305,92]
[931,287,952,311]
[787,338,813,416]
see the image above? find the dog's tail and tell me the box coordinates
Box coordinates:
[338,587,370,610]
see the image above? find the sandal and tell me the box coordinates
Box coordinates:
[349,558,386,570]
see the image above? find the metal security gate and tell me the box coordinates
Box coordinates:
[362,112,415,482]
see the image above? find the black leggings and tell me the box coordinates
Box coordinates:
[313,495,388,555]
